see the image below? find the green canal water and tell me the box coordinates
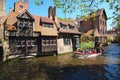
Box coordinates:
[0,43,120,80]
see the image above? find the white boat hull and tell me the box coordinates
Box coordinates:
[73,53,102,59]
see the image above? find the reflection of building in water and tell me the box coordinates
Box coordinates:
[57,54,73,65]
[107,27,119,42]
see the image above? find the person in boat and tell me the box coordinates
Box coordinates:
[75,48,83,54]
[96,48,103,53]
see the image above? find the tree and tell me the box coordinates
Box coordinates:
[111,15,120,43]
[34,0,120,19]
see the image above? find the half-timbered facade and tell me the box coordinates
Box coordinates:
[0,0,81,60]
[4,9,40,58]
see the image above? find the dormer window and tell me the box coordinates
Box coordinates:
[60,23,67,29]
[42,23,53,28]
[69,25,74,30]
[20,5,23,9]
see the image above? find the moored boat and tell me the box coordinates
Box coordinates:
[73,49,102,59]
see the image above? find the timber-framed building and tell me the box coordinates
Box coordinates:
[0,0,81,60]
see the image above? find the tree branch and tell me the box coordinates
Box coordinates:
[89,0,94,7]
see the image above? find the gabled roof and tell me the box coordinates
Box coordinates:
[6,9,35,26]
[17,9,35,20]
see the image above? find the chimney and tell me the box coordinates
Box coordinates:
[9,7,12,13]
[52,6,56,20]
[48,6,52,19]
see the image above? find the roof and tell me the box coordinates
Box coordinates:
[4,8,81,36]
[17,9,35,21]
[56,18,81,35]
[33,15,58,36]
[6,11,19,25]
[4,10,58,36]
[7,25,17,31]
[76,8,107,22]
[40,16,53,23]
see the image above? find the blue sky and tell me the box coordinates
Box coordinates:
[6,0,114,30]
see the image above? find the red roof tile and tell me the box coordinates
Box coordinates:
[56,18,81,34]
[7,25,17,31]
[33,15,58,36]
[40,16,53,23]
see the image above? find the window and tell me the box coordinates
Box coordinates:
[43,38,46,45]
[69,25,74,30]
[32,40,37,46]
[103,21,104,26]
[50,38,53,44]
[42,23,53,28]
[63,37,71,45]
[50,38,56,45]
[99,20,102,25]
[53,40,56,45]
[43,38,56,45]
[27,40,31,47]
[20,5,23,9]
[29,22,33,27]
[60,23,67,29]
[24,20,28,27]
[21,41,26,47]
[16,41,21,47]
[46,39,50,45]
[18,20,23,27]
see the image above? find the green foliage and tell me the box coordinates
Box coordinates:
[80,37,82,42]
[107,35,112,42]
[57,17,74,22]
[82,35,93,42]
[34,0,43,6]
[80,41,94,50]
[0,39,2,44]
[116,34,120,43]
[34,0,120,19]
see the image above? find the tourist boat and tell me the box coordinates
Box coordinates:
[73,51,102,59]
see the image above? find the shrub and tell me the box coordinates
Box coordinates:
[107,35,112,42]
[80,41,94,50]
[0,39,2,44]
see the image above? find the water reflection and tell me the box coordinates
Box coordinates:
[103,44,120,80]
[0,43,120,80]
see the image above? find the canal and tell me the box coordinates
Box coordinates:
[0,43,120,80]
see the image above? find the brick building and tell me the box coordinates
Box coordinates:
[76,9,108,46]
